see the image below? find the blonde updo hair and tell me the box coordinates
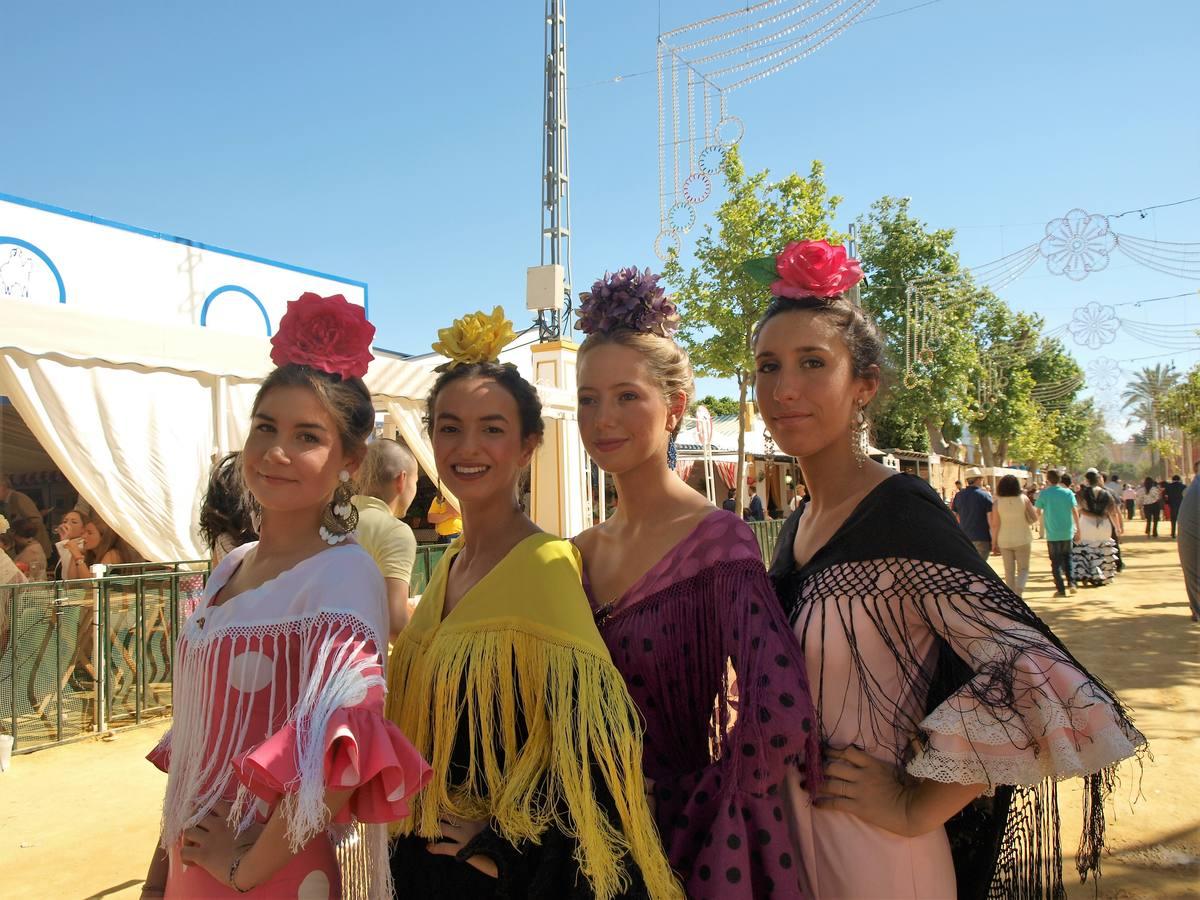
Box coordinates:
[578,329,695,436]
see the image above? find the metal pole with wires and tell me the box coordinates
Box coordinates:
[529,0,575,340]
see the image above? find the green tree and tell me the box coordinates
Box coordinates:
[855,197,976,453]
[1122,364,1180,476]
[1161,365,1200,436]
[689,395,740,417]
[665,146,843,503]
[969,294,1048,466]
[1052,398,1108,470]
[1004,335,1085,468]
[1008,408,1060,468]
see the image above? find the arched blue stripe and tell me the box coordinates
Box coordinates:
[0,237,66,304]
[200,285,272,336]
[0,191,369,320]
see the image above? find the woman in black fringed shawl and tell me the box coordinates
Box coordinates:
[746,239,1145,899]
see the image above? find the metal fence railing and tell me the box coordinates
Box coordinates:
[1,562,209,754]
[411,544,449,597]
[747,518,785,566]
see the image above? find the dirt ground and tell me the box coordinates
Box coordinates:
[1,533,1196,899]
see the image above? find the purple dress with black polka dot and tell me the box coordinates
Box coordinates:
[580,509,821,899]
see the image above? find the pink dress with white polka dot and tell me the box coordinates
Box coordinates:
[148,541,431,899]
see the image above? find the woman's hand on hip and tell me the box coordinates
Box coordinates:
[180,802,261,888]
[428,816,499,878]
[814,745,926,836]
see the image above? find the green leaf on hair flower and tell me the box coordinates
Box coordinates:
[741,255,779,286]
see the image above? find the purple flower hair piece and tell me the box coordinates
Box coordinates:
[575,267,680,338]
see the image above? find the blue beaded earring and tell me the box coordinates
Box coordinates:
[667,434,678,470]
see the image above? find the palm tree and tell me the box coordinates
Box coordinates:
[1122,364,1180,475]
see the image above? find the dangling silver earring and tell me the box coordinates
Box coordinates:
[319,470,359,545]
[852,405,869,469]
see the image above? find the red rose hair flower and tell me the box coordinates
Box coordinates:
[269,292,376,379]
[742,239,864,300]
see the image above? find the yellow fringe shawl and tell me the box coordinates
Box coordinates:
[386,534,681,900]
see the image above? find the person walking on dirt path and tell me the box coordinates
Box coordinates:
[1164,475,1186,540]
[952,467,994,559]
[1036,469,1080,597]
[1143,477,1163,538]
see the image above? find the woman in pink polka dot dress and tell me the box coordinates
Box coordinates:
[141,294,430,898]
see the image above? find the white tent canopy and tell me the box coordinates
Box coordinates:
[1,298,435,561]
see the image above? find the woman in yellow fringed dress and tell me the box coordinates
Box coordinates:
[386,308,681,900]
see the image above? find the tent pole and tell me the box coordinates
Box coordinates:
[213,376,229,456]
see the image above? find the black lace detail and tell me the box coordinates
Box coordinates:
[768,475,1145,897]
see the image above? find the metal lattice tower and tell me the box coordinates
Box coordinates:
[538,0,574,341]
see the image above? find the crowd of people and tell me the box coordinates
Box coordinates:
[947,462,1196,600]
[130,252,1151,899]
[0,476,142,585]
[0,488,145,694]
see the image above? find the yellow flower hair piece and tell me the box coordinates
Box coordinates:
[431,306,516,368]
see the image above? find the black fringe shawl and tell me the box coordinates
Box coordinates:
[768,475,1145,899]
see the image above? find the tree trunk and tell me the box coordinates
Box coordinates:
[978,434,994,468]
[1150,418,1161,477]
[924,417,951,456]
[997,438,1009,464]
[736,372,748,517]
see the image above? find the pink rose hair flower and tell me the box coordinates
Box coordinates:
[269,292,376,380]
[743,239,864,300]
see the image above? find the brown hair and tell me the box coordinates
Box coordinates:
[578,329,695,436]
[251,364,374,455]
[9,517,41,542]
[425,362,545,445]
[198,452,257,552]
[752,295,884,385]
[85,516,141,566]
[997,474,1022,497]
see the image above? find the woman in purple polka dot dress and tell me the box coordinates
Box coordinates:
[571,268,822,900]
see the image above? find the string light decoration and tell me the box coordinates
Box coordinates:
[654,0,878,260]
[1087,357,1123,392]
[971,325,1074,415]
[901,200,1200,408]
[1068,302,1120,350]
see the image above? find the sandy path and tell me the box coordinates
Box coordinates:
[0,533,1196,899]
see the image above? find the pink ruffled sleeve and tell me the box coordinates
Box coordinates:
[234,704,429,824]
[229,619,431,840]
[903,560,1144,789]
[147,730,171,773]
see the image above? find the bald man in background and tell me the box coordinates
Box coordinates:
[353,439,419,640]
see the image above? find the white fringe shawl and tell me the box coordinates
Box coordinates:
[159,609,390,900]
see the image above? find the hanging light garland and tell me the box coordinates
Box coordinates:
[900,200,1200,413]
[654,0,878,260]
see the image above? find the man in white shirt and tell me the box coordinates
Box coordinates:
[1102,472,1123,504]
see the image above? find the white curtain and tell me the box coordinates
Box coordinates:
[0,349,221,561]
[1,299,435,563]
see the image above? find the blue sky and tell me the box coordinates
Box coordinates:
[4,0,1197,435]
